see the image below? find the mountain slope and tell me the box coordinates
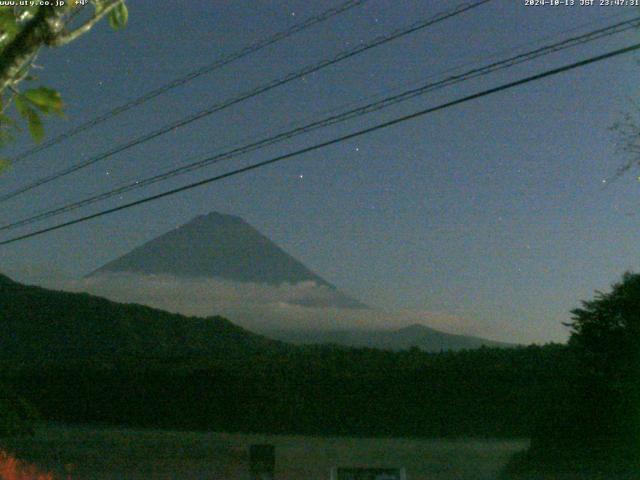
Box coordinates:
[0,272,512,363]
[0,273,284,365]
[266,323,514,352]
[89,211,365,309]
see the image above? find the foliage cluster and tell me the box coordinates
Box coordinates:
[508,273,640,477]
[0,1,127,171]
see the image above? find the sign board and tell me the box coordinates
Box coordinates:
[330,467,406,480]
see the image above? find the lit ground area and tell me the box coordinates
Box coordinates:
[0,425,527,480]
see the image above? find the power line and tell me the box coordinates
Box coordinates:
[2,41,638,246]
[3,15,638,232]
[10,0,370,163]
[0,0,492,203]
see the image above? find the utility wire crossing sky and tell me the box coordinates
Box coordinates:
[1,14,638,234]
[0,0,490,203]
[1,0,639,344]
[2,40,639,245]
[10,0,370,164]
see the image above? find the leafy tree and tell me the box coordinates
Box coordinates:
[505,274,640,477]
[565,272,640,442]
[0,1,128,171]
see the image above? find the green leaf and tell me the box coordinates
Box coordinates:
[14,95,30,119]
[23,87,63,114]
[93,0,106,14]
[0,158,10,174]
[25,108,44,143]
[108,2,128,30]
[0,114,16,127]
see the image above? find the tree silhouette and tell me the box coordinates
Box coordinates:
[506,274,640,477]
[565,272,640,442]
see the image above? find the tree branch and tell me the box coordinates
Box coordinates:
[47,1,123,47]
[0,2,123,93]
[0,7,56,94]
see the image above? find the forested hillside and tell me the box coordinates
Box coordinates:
[0,273,283,366]
[1,273,571,438]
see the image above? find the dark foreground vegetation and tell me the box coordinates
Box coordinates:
[3,343,570,438]
[0,272,638,477]
[0,272,570,438]
[505,273,640,478]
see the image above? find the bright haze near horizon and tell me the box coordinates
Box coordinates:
[0,0,639,345]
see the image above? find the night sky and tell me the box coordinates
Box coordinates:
[1,0,639,344]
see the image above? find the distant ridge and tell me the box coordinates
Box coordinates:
[89,211,366,309]
[0,271,513,358]
[265,323,515,352]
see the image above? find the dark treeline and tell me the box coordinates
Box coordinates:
[2,344,572,438]
[0,272,576,438]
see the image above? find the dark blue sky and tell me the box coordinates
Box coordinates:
[1,0,639,343]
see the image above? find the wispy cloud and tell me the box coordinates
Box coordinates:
[59,272,494,338]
